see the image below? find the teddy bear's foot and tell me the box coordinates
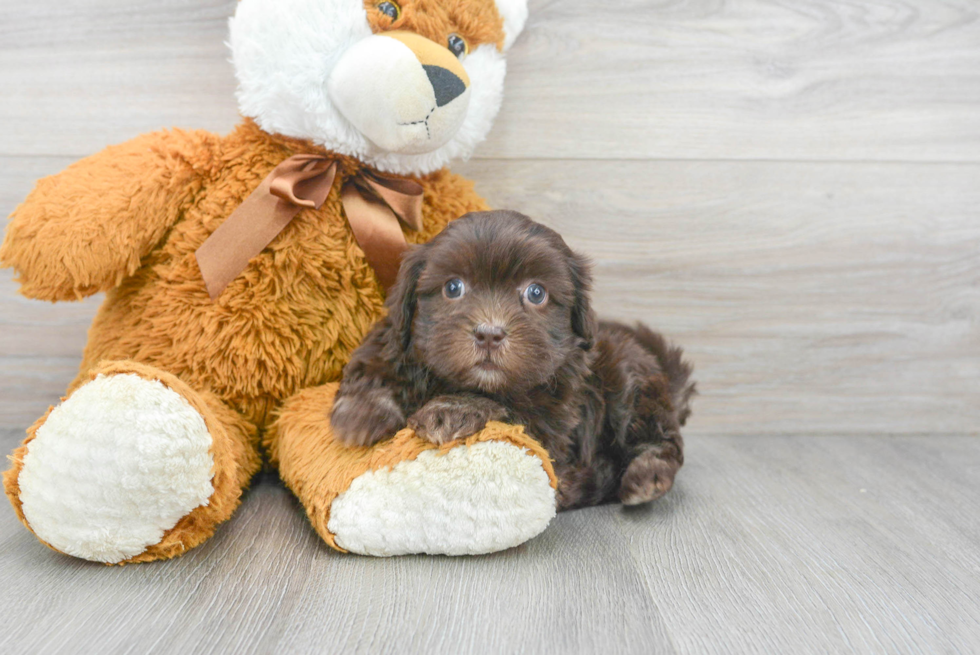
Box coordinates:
[269,384,558,557]
[329,435,557,556]
[5,361,260,564]
[12,372,212,563]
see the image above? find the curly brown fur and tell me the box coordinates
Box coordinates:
[332,210,695,510]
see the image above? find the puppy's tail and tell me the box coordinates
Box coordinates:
[633,324,697,426]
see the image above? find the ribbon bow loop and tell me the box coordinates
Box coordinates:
[351,170,425,232]
[195,154,424,300]
[268,154,338,209]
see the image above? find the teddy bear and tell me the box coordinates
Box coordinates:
[1,0,559,564]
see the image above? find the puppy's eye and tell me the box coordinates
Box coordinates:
[447,33,468,58]
[376,1,400,20]
[524,283,548,306]
[444,278,465,299]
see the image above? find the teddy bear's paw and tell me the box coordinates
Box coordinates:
[328,440,556,556]
[16,373,215,563]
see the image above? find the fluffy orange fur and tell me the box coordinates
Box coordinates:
[2,119,487,425]
[365,0,507,51]
[1,118,512,562]
[267,384,556,551]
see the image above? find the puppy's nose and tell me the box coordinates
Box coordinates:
[473,324,507,351]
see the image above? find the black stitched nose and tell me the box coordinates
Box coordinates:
[474,324,507,351]
[423,65,466,107]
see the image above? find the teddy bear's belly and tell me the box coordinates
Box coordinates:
[68,160,469,429]
[76,220,388,428]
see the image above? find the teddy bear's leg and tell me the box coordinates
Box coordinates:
[266,384,558,557]
[4,360,260,564]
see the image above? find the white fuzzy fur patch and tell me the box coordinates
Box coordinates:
[329,440,556,556]
[17,374,215,563]
[230,0,507,175]
[495,0,529,50]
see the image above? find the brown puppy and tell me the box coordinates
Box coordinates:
[331,210,695,509]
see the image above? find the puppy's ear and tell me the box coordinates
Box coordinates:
[569,251,597,349]
[384,245,427,354]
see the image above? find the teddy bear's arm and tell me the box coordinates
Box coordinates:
[0,129,215,301]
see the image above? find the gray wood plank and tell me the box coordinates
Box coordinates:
[0,0,239,157]
[2,431,978,654]
[6,158,977,436]
[457,158,980,437]
[616,436,980,654]
[494,0,980,162]
[1,0,978,162]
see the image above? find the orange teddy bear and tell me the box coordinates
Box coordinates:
[1,0,558,563]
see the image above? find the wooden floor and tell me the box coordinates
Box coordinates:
[2,428,978,654]
[1,1,978,653]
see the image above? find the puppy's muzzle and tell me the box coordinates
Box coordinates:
[328,30,471,155]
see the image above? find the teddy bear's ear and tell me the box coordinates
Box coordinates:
[495,0,529,50]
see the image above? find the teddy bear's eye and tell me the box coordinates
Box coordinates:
[447,33,468,58]
[376,1,400,20]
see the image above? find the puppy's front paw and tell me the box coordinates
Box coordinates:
[618,451,679,505]
[408,395,506,446]
[330,391,405,448]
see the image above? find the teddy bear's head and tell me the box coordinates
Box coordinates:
[230,0,528,175]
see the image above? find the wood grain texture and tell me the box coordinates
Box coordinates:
[1,1,979,161]
[2,430,978,655]
[455,159,980,436]
[0,0,239,157]
[493,0,980,162]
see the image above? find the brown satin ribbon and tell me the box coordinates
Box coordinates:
[195,154,423,300]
